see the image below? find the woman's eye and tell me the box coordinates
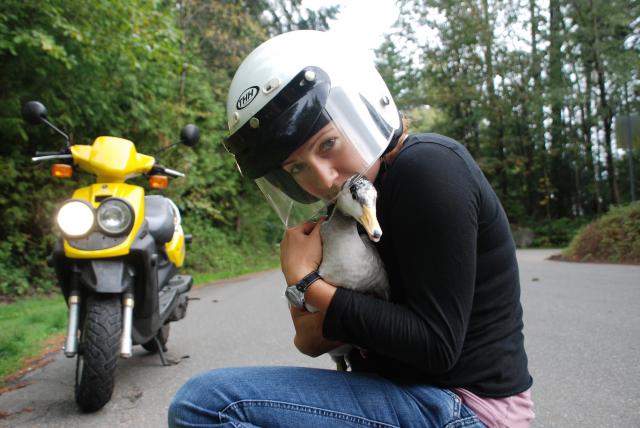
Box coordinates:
[289,164,304,175]
[319,138,336,153]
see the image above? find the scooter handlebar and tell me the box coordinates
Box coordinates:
[36,151,63,156]
[32,154,73,162]
[151,164,185,178]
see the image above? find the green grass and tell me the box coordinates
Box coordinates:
[0,295,67,383]
[193,259,280,285]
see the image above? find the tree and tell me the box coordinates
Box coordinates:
[384,0,638,223]
[263,0,339,34]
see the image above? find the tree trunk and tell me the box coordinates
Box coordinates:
[549,0,565,216]
[178,0,188,103]
[594,123,606,211]
[481,0,507,200]
[590,0,620,205]
[568,105,584,215]
[579,62,598,214]
[529,0,546,218]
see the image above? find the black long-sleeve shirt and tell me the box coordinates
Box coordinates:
[323,133,532,398]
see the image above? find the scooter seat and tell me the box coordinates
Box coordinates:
[144,195,175,244]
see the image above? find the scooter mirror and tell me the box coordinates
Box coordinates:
[180,124,200,147]
[22,101,48,125]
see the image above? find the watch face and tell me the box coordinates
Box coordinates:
[285,286,304,309]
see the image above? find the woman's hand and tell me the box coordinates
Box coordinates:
[280,218,325,285]
[289,305,343,357]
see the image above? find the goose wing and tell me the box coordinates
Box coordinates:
[319,211,389,299]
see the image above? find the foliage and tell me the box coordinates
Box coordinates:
[527,217,593,248]
[389,0,640,224]
[261,0,339,34]
[563,202,640,264]
[5,0,637,297]
[0,0,190,295]
[0,0,341,298]
[183,191,283,274]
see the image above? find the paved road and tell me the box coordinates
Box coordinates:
[1,249,638,427]
[518,250,640,427]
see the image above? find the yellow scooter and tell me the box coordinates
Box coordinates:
[22,101,199,412]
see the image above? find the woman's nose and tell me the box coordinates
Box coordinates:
[311,159,339,192]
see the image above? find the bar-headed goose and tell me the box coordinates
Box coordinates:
[310,175,390,370]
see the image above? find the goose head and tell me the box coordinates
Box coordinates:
[334,175,382,242]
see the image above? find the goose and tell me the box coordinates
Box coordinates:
[308,175,390,370]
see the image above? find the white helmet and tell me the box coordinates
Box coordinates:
[225,30,401,227]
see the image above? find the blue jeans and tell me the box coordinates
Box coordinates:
[168,366,486,427]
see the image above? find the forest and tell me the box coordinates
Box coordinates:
[0,0,638,297]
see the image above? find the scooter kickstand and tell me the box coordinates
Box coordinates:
[155,337,173,367]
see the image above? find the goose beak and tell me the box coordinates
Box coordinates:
[359,206,382,242]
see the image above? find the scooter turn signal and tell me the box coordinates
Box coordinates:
[52,163,73,178]
[149,175,169,189]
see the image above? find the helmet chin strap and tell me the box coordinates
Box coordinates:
[382,112,405,157]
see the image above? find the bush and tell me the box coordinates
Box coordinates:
[182,183,283,276]
[563,202,640,264]
[522,217,593,248]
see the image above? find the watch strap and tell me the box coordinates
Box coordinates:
[293,271,322,292]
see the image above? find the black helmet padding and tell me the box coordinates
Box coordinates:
[225,67,331,180]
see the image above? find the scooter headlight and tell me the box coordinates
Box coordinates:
[57,200,95,237]
[96,198,134,236]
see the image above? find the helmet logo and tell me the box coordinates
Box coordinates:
[236,86,259,110]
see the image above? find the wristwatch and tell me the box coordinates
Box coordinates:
[285,271,322,310]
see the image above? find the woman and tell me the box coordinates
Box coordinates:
[169,30,534,428]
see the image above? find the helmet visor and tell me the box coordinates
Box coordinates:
[256,83,396,228]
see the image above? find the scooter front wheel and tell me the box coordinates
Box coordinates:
[75,295,122,412]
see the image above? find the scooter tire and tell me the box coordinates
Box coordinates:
[75,295,122,413]
[141,324,170,353]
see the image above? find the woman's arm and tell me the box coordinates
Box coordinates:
[323,142,482,374]
[289,303,341,357]
[280,219,343,356]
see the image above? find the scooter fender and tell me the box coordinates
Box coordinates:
[50,239,136,297]
[79,259,135,293]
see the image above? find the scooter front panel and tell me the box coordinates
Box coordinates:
[63,183,146,258]
[165,224,186,267]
